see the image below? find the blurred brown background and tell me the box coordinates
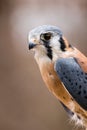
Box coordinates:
[0,0,87,130]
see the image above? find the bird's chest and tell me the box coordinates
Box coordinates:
[40,62,61,92]
[39,62,72,103]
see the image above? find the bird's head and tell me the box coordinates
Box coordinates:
[28,25,72,62]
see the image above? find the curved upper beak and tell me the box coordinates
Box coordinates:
[29,42,37,50]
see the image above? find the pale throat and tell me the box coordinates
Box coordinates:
[34,47,52,68]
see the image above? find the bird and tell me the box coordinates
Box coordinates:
[28,25,87,129]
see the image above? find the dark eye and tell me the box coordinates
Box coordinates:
[41,33,52,41]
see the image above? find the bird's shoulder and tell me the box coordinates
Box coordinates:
[70,48,87,73]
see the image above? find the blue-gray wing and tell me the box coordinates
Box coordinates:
[54,57,87,110]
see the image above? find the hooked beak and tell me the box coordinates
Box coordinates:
[29,42,37,50]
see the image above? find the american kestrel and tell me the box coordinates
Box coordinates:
[28,25,87,129]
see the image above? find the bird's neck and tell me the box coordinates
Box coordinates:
[34,49,52,69]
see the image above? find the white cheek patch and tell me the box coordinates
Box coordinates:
[50,36,60,49]
[50,36,64,61]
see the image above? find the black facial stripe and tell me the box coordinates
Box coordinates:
[41,39,53,60]
[44,42,53,60]
[59,37,66,51]
[47,46,52,60]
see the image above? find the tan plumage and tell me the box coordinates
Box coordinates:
[37,46,87,127]
[28,25,87,129]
